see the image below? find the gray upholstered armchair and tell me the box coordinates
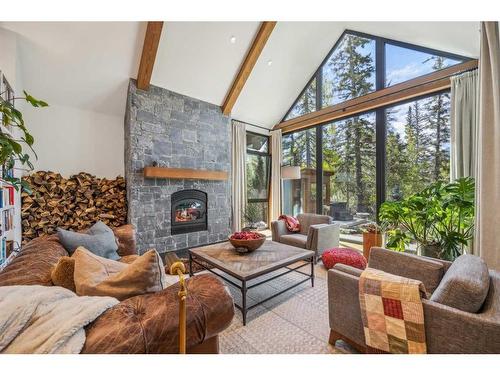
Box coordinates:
[328,247,500,353]
[271,213,339,260]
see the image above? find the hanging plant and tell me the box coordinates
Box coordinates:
[0,90,48,192]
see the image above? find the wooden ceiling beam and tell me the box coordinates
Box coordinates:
[137,21,164,91]
[221,21,277,115]
[274,59,479,134]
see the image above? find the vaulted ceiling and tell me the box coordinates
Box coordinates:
[0,21,480,128]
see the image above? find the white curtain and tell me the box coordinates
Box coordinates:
[270,129,282,221]
[450,69,479,180]
[474,22,500,269]
[231,121,247,232]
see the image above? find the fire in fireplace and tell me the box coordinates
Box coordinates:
[171,189,208,235]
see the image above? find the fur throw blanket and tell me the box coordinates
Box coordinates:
[0,285,118,354]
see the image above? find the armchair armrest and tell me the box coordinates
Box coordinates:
[368,247,445,293]
[306,223,339,254]
[333,263,363,277]
[271,220,289,242]
[423,299,500,353]
[327,268,365,347]
[82,274,234,353]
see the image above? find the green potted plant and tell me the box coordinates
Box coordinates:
[0,90,47,191]
[361,222,383,260]
[379,177,475,261]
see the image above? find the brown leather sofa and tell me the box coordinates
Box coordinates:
[0,225,235,354]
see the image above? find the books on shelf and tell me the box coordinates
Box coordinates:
[1,208,14,232]
[0,185,15,208]
[0,239,14,265]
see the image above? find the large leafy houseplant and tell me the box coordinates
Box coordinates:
[379,177,475,261]
[0,90,47,192]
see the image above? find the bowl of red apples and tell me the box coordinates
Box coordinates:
[229,231,266,253]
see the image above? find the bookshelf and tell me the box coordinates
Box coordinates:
[0,70,22,269]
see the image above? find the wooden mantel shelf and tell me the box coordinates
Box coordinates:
[143,166,228,181]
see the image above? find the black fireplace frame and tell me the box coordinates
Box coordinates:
[171,189,208,235]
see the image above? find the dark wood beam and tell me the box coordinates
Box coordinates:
[221,21,277,115]
[137,21,164,90]
[274,59,478,134]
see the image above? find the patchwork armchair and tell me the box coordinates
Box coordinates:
[271,213,339,260]
[328,247,500,353]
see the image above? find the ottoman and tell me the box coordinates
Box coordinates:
[321,247,367,270]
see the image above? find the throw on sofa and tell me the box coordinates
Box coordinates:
[271,213,339,260]
[328,247,500,353]
[0,225,235,354]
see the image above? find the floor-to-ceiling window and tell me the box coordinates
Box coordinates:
[322,113,377,218]
[280,30,467,244]
[282,128,317,216]
[246,132,271,228]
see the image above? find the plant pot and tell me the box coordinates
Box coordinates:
[362,232,383,260]
[420,243,442,259]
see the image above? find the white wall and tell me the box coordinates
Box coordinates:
[23,104,124,178]
[0,29,18,90]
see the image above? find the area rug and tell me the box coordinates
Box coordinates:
[215,263,357,354]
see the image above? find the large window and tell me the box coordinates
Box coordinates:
[322,113,376,219]
[283,30,468,122]
[282,128,317,216]
[280,30,467,244]
[246,132,270,227]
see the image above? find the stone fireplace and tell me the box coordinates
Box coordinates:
[124,80,232,253]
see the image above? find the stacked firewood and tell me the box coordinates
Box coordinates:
[21,171,127,243]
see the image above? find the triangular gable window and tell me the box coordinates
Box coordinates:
[282,30,468,122]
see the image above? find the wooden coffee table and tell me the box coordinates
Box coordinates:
[189,240,315,325]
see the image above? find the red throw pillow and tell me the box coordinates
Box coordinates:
[321,248,367,270]
[278,215,300,232]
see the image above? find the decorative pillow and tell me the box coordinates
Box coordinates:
[431,254,490,313]
[119,254,140,264]
[72,247,167,301]
[50,256,76,292]
[57,221,119,260]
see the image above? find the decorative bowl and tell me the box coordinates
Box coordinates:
[228,232,266,253]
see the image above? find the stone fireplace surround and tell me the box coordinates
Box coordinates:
[124,79,232,253]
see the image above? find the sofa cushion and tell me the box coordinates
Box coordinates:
[73,247,168,301]
[297,213,332,235]
[51,256,76,292]
[431,254,490,313]
[280,233,307,248]
[368,247,444,294]
[58,221,119,260]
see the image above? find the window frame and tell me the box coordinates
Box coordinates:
[281,29,471,123]
[282,88,452,219]
[246,131,272,229]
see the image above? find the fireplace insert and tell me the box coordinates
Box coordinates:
[171,189,208,235]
